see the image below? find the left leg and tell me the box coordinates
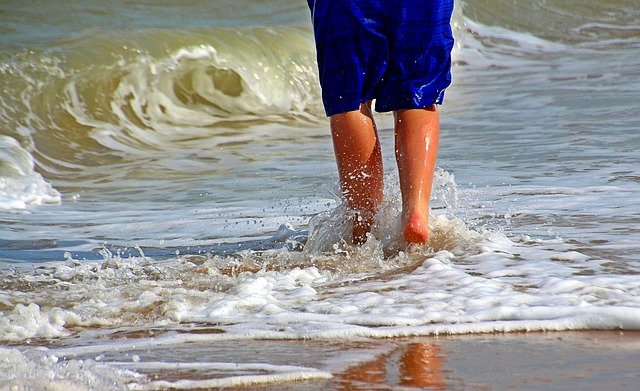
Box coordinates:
[394,106,440,243]
[330,102,384,244]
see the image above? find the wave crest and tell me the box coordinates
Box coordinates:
[1,26,322,172]
[62,28,322,152]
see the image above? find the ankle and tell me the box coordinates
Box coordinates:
[352,210,375,245]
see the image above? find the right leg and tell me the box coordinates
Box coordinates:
[331,102,384,244]
[394,106,440,244]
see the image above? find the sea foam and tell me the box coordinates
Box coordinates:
[0,136,61,210]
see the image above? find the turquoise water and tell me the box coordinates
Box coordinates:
[1,0,640,388]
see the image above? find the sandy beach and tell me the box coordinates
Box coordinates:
[118,331,640,390]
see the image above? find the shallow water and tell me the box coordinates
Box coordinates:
[1,0,640,388]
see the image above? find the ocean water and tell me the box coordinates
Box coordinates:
[1,0,639,388]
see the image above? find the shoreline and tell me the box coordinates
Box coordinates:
[99,330,640,390]
[250,330,640,390]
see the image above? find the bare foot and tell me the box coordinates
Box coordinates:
[403,211,430,244]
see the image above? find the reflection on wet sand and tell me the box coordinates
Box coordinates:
[338,341,446,390]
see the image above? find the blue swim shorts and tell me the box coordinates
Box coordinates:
[308,0,455,116]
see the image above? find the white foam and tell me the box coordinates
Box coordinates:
[117,362,331,390]
[0,347,137,390]
[0,135,61,210]
[3,200,640,347]
[0,303,77,341]
[7,229,633,389]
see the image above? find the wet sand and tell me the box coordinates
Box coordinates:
[123,330,640,390]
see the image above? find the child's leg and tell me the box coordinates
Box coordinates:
[330,102,384,244]
[394,106,440,244]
